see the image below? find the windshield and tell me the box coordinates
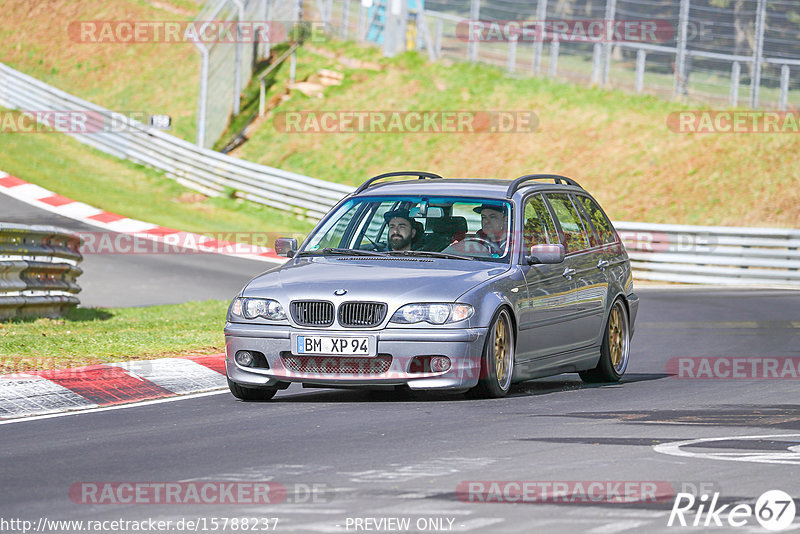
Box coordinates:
[301,196,513,263]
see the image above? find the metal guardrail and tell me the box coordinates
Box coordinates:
[0,63,355,220]
[615,221,800,287]
[0,223,84,319]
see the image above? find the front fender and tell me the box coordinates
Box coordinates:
[460,267,526,329]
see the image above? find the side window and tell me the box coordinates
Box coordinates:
[571,195,601,248]
[545,193,591,253]
[576,195,617,245]
[522,194,557,248]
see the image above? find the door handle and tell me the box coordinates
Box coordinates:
[562,267,576,279]
[597,259,609,270]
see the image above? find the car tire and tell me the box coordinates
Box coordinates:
[468,308,515,399]
[579,298,630,383]
[227,378,278,401]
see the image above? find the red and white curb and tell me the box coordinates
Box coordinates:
[0,171,285,264]
[0,354,229,420]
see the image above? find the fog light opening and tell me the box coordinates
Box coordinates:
[235,350,254,367]
[430,356,451,373]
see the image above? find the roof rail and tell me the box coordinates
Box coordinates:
[506,174,582,198]
[354,171,443,194]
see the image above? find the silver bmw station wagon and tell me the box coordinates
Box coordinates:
[225,172,638,400]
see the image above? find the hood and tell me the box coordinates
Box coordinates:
[242,256,509,303]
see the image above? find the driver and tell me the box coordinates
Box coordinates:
[384,209,418,251]
[473,203,509,251]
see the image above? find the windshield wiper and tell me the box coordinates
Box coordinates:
[297,248,388,257]
[386,250,475,261]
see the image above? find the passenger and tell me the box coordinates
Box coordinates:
[384,209,418,251]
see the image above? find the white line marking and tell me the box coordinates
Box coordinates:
[0,389,228,425]
[654,433,800,465]
[587,520,650,533]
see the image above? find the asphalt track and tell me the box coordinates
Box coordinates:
[2,287,799,533]
[0,193,271,307]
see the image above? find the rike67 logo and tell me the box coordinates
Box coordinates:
[668,489,796,531]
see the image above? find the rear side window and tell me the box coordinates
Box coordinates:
[576,195,618,245]
[545,193,591,253]
[522,194,557,248]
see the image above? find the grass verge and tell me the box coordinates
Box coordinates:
[0,300,228,373]
[0,0,201,142]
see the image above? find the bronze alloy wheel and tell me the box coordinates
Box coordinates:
[608,300,630,374]
[578,298,630,383]
[468,308,515,398]
[493,309,514,391]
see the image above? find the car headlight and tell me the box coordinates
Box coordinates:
[231,297,286,320]
[390,303,474,325]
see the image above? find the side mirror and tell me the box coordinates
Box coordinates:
[526,243,565,265]
[274,238,298,258]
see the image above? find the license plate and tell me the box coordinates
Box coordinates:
[292,335,372,356]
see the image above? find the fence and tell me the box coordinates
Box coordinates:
[616,221,800,286]
[0,224,84,319]
[0,63,354,220]
[194,0,302,148]
[318,0,800,110]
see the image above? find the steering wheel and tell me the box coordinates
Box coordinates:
[362,234,387,251]
[449,237,500,255]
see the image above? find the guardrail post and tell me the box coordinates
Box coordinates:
[730,61,740,107]
[435,18,443,59]
[294,0,303,24]
[749,0,767,108]
[195,44,210,148]
[532,0,547,75]
[591,43,602,84]
[673,0,690,99]
[357,1,366,42]
[342,0,351,39]
[602,0,617,86]
[779,65,790,111]
[261,0,271,58]
[548,38,559,77]
[383,0,396,57]
[467,0,480,61]
[259,78,266,117]
[316,0,327,28]
[507,33,518,74]
[233,0,245,116]
[416,10,437,61]
[635,50,646,93]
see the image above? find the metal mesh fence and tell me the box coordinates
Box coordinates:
[321,0,800,110]
[195,0,301,148]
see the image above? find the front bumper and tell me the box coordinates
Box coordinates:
[224,322,488,391]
